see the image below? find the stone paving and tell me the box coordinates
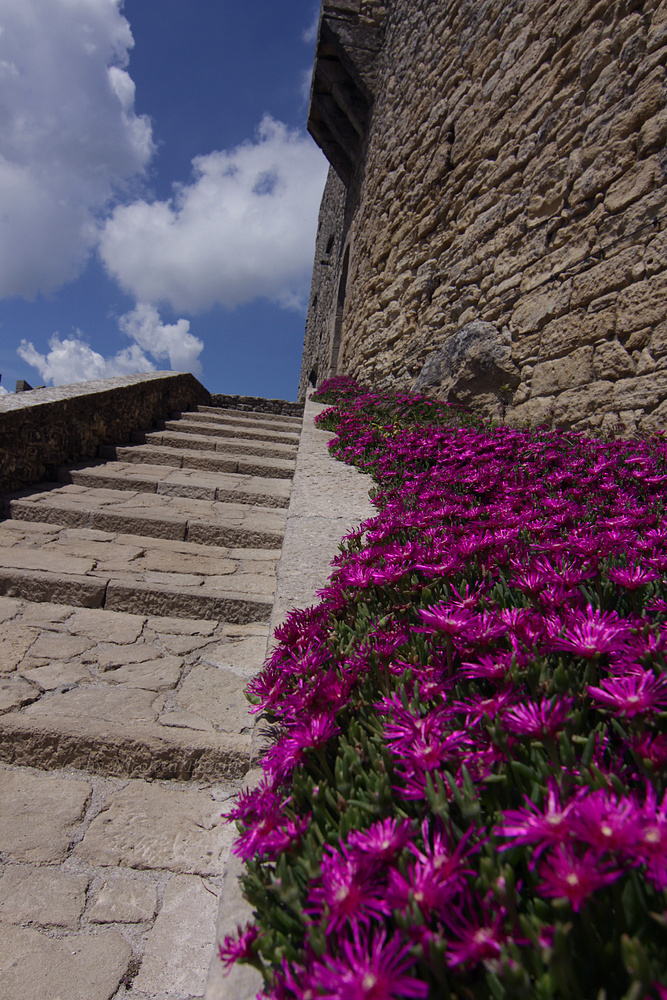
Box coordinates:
[0,404,302,1000]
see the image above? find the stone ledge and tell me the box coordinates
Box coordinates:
[0,372,211,493]
[208,393,304,417]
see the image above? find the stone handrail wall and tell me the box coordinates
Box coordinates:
[0,371,210,493]
[208,393,304,417]
[302,0,667,436]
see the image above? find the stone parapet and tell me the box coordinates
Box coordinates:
[0,371,210,493]
[208,393,304,416]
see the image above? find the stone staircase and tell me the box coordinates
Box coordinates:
[0,403,302,1000]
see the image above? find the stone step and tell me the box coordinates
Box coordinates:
[135,428,297,461]
[197,404,303,429]
[0,598,269,780]
[0,520,277,620]
[58,461,292,508]
[3,483,287,548]
[106,443,297,480]
[163,418,300,446]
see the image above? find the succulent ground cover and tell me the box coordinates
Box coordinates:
[221,377,667,999]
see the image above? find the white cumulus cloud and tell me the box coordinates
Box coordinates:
[0,0,153,299]
[17,303,203,386]
[119,303,203,375]
[98,116,328,313]
[17,335,154,385]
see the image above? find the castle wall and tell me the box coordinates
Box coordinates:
[302,0,667,434]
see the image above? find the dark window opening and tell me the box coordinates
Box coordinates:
[308,369,318,388]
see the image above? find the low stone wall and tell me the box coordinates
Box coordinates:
[0,372,210,493]
[209,393,304,417]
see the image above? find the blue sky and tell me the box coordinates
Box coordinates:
[0,0,328,400]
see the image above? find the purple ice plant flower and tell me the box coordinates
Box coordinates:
[496,779,578,861]
[537,845,622,911]
[549,605,632,659]
[307,842,391,932]
[502,697,573,740]
[218,922,259,967]
[309,926,428,1000]
[587,670,667,719]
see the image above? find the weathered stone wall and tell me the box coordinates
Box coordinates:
[298,167,348,399]
[209,393,304,417]
[302,0,667,433]
[0,372,210,493]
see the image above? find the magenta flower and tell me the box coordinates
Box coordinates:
[496,779,577,860]
[549,605,631,659]
[502,697,573,739]
[571,789,642,854]
[443,905,506,968]
[218,922,259,967]
[588,670,667,719]
[311,926,428,1000]
[606,565,660,589]
[307,843,391,931]
[537,845,622,911]
[415,603,473,635]
[347,818,414,863]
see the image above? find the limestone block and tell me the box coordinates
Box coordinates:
[0,865,88,927]
[0,624,40,672]
[531,346,595,397]
[650,322,667,357]
[133,875,219,996]
[510,283,571,335]
[74,781,235,875]
[571,248,642,309]
[637,348,657,375]
[89,873,157,923]
[0,597,21,623]
[95,643,162,670]
[0,677,40,713]
[594,340,636,380]
[538,309,615,358]
[638,108,667,156]
[65,608,146,644]
[174,666,253,734]
[19,661,90,691]
[0,925,131,1000]
[612,371,667,410]
[0,770,91,862]
[604,157,657,214]
[203,635,269,678]
[102,656,183,691]
[617,276,667,334]
[552,381,615,424]
[28,633,95,661]
[146,616,219,637]
[21,684,163,727]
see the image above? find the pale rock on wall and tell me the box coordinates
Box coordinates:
[301,0,667,434]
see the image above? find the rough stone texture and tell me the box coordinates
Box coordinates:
[413,320,520,416]
[88,873,157,924]
[0,925,131,1000]
[0,768,91,862]
[208,394,304,416]
[0,371,210,492]
[301,0,667,433]
[74,781,236,875]
[133,875,219,996]
[0,865,89,927]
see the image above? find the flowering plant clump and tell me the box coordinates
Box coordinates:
[222,376,667,999]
